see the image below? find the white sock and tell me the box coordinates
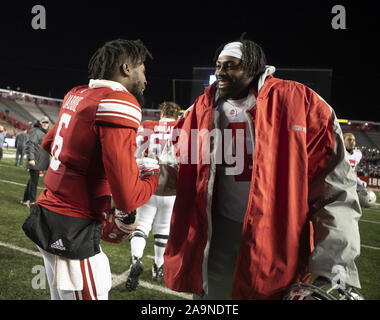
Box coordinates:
[154,245,166,267]
[130,237,146,259]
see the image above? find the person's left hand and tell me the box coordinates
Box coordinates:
[28,160,36,167]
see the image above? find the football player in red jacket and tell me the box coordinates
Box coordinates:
[22,39,159,300]
[162,37,363,299]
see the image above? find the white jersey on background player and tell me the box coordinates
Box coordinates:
[344,132,366,189]
[347,148,362,172]
[344,133,362,172]
[126,102,180,291]
[200,91,257,299]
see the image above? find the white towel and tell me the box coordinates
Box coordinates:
[53,256,83,291]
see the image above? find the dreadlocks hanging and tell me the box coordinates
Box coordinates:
[214,33,267,82]
[88,39,153,80]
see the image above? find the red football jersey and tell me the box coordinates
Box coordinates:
[37,81,158,220]
[136,118,178,158]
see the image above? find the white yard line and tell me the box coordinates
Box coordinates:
[110,269,192,299]
[0,154,18,159]
[361,244,380,251]
[0,240,192,300]
[0,241,43,258]
[360,219,380,225]
[0,178,44,190]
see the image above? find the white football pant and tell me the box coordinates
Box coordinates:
[38,246,112,300]
[131,195,176,267]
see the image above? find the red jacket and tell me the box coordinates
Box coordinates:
[164,75,361,299]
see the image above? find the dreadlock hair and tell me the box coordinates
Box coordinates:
[159,101,181,120]
[214,33,267,83]
[88,39,152,80]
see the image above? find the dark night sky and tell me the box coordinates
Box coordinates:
[0,1,379,121]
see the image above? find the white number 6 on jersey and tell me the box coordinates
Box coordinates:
[50,113,72,171]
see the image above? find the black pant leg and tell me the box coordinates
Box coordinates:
[19,148,25,165]
[28,169,40,203]
[15,148,20,165]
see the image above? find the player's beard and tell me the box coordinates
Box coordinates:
[129,82,144,106]
[217,76,253,100]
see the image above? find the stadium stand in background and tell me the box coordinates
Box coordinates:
[0,88,61,135]
[0,87,161,139]
[1,87,379,189]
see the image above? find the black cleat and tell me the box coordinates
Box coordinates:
[125,256,144,291]
[152,263,164,282]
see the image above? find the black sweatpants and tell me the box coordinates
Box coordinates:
[23,169,40,203]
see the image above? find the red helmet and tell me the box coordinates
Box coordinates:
[101,208,138,244]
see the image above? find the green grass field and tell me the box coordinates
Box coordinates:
[1,148,380,300]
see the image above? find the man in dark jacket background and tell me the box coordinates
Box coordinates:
[21,117,50,206]
[15,128,27,166]
[0,125,6,161]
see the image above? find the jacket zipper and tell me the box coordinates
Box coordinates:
[200,106,220,296]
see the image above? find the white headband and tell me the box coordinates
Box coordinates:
[218,42,243,60]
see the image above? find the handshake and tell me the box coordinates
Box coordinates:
[136,157,160,178]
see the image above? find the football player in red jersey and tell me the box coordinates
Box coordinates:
[22,39,159,300]
[126,101,181,291]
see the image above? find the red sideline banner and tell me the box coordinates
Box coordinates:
[358,176,380,189]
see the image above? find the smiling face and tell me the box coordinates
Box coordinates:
[215,56,254,100]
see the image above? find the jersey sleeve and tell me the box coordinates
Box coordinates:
[306,90,361,289]
[41,122,57,154]
[356,149,362,163]
[95,91,142,130]
[99,125,158,212]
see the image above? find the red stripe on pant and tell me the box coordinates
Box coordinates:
[86,258,98,299]
[79,259,98,300]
